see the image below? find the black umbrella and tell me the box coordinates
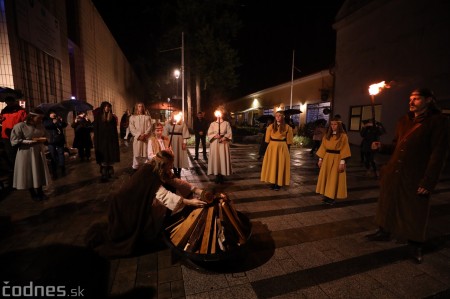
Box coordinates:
[256,115,275,123]
[36,102,69,117]
[60,99,93,113]
[283,108,302,116]
[0,87,23,102]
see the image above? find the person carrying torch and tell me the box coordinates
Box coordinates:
[163,111,190,178]
[207,106,233,184]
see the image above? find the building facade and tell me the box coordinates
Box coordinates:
[1,0,144,144]
[333,0,450,144]
[227,70,334,128]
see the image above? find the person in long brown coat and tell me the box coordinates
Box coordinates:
[85,150,207,258]
[367,88,449,264]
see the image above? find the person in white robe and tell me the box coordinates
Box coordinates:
[10,109,51,201]
[163,111,190,178]
[207,106,233,184]
[129,102,152,170]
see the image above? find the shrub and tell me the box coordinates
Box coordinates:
[292,135,312,147]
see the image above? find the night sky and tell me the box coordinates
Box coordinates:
[92,0,345,98]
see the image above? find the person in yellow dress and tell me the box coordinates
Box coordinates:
[315,118,351,204]
[260,111,294,191]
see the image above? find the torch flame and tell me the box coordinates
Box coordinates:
[174,112,182,123]
[214,110,222,118]
[368,81,387,96]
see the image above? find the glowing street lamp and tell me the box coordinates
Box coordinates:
[174,69,180,99]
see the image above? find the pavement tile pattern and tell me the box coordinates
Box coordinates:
[1,143,450,299]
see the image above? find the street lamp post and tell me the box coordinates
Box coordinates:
[167,97,171,119]
[159,32,185,121]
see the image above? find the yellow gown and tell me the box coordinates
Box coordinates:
[260,124,293,186]
[315,134,351,199]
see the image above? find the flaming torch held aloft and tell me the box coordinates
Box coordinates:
[368,81,389,125]
[169,112,182,148]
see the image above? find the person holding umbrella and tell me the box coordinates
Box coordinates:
[43,110,68,179]
[71,111,93,162]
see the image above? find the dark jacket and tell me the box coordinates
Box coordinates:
[93,111,120,164]
[72,117,93,149]
[193,117,209,137]
[43,117,68,146]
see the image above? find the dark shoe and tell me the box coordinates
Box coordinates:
[412,246,423,264]
[100,166,108,182]
[214,176,220,184]
[107,166,114,178]
[29,188,41,202]
[273,185,280,191]
[322,197,335,205]
[269,184,276,190]
[366,229,391,242]
[60,166,66,177]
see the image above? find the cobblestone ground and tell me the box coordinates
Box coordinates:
[1,143,449,298]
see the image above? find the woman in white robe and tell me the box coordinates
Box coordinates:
[129,102,152,170]
[163,111,190,178]
[10,109,51,201]
[207,107,233,184]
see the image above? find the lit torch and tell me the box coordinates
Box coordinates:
[169,112,182,148]
[368,81,389,125]
[214,110,222,137]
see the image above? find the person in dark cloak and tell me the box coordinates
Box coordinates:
[85,150,208,258]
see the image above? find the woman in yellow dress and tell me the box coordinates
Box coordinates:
[260,111,293,191]
[315,118,351,205]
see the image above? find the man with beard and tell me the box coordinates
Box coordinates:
[367,88,449,264]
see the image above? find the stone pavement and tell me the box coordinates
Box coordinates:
[1,143,450,298]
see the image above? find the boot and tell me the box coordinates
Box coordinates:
[100,166,108,182]
[107,166,114,178]
[36,186,48,201]
[29,188,41,201]
[51,167,58,180]
[60,166,66,177]
[409,240,424,264]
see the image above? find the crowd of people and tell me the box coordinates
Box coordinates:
[1,88,449,264]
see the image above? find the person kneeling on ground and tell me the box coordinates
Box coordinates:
[85,150,207,258]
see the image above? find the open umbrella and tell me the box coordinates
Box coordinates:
[256,115,275,123]
[0,87,23,102]
[60,99,93,113]
[36,102,69,118]
[283,108,302,116]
